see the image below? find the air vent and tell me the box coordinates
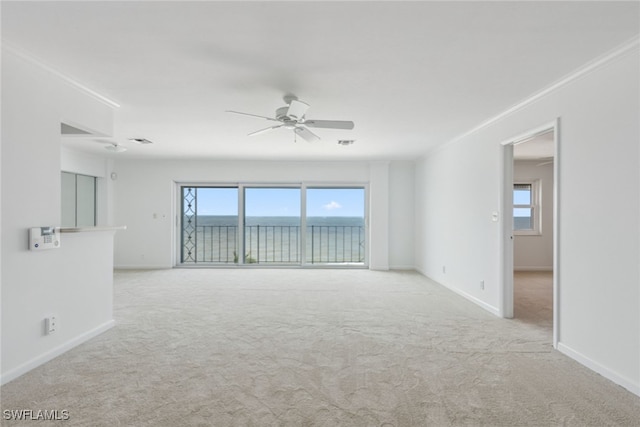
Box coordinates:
[128,138,153,145]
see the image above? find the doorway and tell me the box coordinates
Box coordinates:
[501,120,559,347]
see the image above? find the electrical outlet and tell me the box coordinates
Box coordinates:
[45,316,57,334]
[443,265,446,274]
[480,280,485,290]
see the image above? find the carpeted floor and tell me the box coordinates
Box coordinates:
[1,269,639,426]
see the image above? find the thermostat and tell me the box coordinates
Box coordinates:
[29,227,60,250]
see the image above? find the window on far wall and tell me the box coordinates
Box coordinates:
[513,181,540,235]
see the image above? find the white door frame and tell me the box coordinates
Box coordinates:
[500,118,560,348]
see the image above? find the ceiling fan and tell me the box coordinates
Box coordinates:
[226,96,354,142]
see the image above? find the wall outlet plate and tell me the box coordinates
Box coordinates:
[45,316,57,334]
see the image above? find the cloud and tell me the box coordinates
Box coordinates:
[323,201,342,210]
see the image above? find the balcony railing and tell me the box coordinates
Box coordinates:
[308,225,364,264]
[182,224,364,264]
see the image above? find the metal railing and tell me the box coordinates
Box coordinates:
[182,224,364,264]
[245,225,300,264]
[191,225,239,263]
[308,225,364,264]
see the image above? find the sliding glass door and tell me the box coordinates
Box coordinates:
[306,188,366,264]
[179,184,366,266]
[181,187,238,264]
[244,187,301,264]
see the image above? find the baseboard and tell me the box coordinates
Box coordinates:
[0,320,115,386]
[114,264,169,270]
[415,268,501,317]
[389,264,415,270]
[557,342,640,397]
[514,266,553,272]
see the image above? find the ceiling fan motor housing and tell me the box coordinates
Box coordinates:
[275,106,297,121]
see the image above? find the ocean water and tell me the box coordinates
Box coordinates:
[192,215,363,227]
[182,216,365,264]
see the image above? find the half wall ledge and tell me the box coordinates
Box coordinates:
[59,226,127,233]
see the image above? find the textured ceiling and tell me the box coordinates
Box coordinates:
[2,1,638,160]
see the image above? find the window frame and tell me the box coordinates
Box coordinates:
[513,180,541,236]
[175,182,369,267]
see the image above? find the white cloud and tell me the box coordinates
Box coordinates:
[323,201,342,210]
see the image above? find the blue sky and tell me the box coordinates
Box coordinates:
[192,187,364,217]
[306,188,364,217]
[513,187,531,218]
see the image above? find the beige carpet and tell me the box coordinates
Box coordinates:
[2,269,639,426]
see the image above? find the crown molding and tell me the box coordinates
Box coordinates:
[423,35,639,159]
[2,41,121,109]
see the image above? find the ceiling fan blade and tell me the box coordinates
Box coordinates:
[248,124,283,136]
[226,110,280,122]
[295,126,320,142]
[286,100,310,120]
[303,119,355,130]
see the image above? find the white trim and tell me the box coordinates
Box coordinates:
[500,121,559,147]
[422,36,639,160]
[499,143,514,318]
[0,320,115,386]
[2,42,121,109]
[552,121,560,349]
[557,342,640,397]
[416,268,501,317]
[451,36,638,150]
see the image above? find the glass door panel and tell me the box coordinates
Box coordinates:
[181,187,238,264]
[305,188,365,264]
[244,188,301,264]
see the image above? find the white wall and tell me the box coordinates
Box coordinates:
[112,159,412,270]
[414,47,639,394]
[514,160,554,270]
[369,162,390,270]
[389,161,415,269]
[1,49,117,383]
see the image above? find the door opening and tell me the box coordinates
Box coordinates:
[501,120,559,348]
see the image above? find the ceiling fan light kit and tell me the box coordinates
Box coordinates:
[227,96,354,143]
[104,143,127,153]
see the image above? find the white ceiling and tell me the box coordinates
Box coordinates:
[2,1,638,161]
